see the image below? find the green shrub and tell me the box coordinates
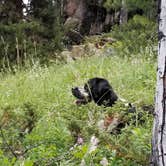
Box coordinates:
[0,20,63,70]
[110,15,157,59]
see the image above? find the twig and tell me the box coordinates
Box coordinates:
[16,37,20,66]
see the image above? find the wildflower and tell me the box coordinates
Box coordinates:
[89,135,99,153]
[100,157,108,166]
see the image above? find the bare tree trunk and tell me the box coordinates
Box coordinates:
[119,0,128,25]
[151,0,166,165]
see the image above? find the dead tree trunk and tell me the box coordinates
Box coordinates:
[151,0,166,165]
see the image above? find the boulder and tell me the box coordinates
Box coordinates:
[59,50,73,63]
[71,45,87,59]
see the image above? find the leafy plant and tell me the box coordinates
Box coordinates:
[109,15,157,58]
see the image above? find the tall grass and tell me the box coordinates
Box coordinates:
[0,55,156,165]
[0,55,156,108]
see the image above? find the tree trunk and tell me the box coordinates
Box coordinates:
[151,0,166,165]
[119,0,128,25]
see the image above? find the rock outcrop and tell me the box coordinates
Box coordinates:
[60,35,116,63]
[63,0,119,44]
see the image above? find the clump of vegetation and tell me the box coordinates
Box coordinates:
[104,0,156,20]
[110,15,157,58]
[0,0,64,69]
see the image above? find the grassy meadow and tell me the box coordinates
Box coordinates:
[0,54,156,165]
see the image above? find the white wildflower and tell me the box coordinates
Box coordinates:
[100,157,108,166]
[89,135,99,153]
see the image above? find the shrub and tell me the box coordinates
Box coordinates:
[110,15,157,59]
[0,20,63,70]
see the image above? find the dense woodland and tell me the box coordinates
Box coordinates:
[0,0,157,68]
[0,0,159,165]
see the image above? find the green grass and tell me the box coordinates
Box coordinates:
[0,56,155,107]
[0,55,156,165]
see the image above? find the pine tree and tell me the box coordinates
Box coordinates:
[104,0,156,21]
[29,0,63,50]
[0,0,23,24]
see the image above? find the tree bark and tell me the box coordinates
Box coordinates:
[151,0,166,165]
[119,0,128,25]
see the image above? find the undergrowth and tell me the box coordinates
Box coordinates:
[0,15,157,165]
[0,54,156,165]
[107,15,157,59]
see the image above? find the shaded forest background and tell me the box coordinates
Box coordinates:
[0,0,157,69]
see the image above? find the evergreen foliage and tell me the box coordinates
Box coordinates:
[104,0,157,20]
[110,15,157,58]
[0,0,23,24]
[0,0,157,69]
[0,0,63,69]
